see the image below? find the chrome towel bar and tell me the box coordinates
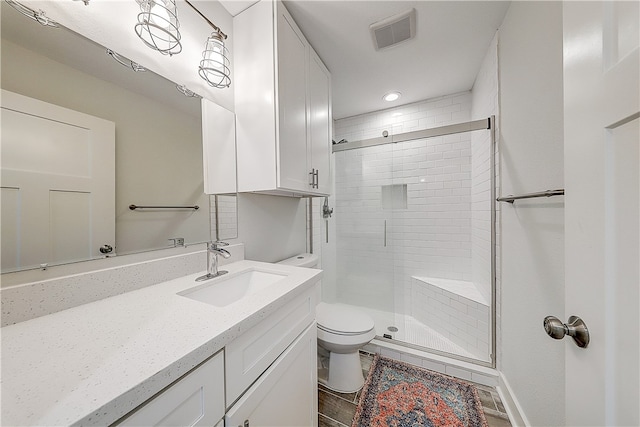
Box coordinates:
[129,204,199,210]
[497,189,564,204]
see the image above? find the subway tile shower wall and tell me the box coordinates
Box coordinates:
[333,93,473,313]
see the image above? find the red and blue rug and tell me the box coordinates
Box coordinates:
[352,355,488,427]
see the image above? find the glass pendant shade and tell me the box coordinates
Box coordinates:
[199,31,231,88]
[135,0,182,56]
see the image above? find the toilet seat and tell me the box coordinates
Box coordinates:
[316,303,375,336]
[317,323,374,336]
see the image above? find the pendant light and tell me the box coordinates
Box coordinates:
[198,27,231,88]
[184,0,231,89]
[134,0,182,56]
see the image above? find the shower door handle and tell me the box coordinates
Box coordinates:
[384,220,387,247]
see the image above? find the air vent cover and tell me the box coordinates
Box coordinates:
[370,8,416,51]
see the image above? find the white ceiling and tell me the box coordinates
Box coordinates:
[281,1,510,119]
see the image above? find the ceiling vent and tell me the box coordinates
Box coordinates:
[370,8,416,51]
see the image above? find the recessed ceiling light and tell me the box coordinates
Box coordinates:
[383,92,401,102]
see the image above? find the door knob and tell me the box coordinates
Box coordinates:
[543,315,590,348]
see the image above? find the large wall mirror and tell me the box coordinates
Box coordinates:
[1,1,237,274]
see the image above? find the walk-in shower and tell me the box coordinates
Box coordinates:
[318,93,496,367]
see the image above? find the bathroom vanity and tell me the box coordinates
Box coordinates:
[0,260,321,426]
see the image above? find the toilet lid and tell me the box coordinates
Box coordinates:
[316,303,375,335]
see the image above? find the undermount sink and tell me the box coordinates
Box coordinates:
[178,269,288,307]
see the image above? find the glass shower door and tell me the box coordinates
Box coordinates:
[334,143,395,337]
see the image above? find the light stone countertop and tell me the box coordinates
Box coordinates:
[0,260,322,427]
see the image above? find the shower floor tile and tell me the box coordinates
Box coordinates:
[331,303,479,360]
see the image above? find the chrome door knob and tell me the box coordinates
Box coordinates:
[543,315,590,348]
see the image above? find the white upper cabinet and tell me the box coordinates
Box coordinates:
[308,49,332,194]
[234,0,332,197]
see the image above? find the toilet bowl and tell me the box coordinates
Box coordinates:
[316,302,376,393]
[277,253,376,393]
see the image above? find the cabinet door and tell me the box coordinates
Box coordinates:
[225,324,318,427]
[308,50,331,195]
[117,351,225,427]
[226,287,317,405]
[277,6,310,192]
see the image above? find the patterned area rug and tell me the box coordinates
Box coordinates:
[352,355,488,427]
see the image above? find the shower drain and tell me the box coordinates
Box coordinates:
[387,326,399,332]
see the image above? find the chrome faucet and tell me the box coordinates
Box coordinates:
[196,241,231,282]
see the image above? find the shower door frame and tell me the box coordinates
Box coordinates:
[331,116,497,369]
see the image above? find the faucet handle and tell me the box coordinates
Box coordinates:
[212,241,229,248]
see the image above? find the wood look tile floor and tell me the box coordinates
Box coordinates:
[318,352,511,427]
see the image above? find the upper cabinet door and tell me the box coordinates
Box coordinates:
[308,50,332,195]
[234,0,331,197]
[277,9,310,192]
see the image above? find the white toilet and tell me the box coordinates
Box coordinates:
[277,253,376,393]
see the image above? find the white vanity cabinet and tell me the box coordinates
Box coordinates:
[226,324,318,427]
[118,282,319,427]
[234,0,332,197]
[117,351,225,427]
[226,283,319,426]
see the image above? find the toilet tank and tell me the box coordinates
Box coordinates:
[277,253,318,268]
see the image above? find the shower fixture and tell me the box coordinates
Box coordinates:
[4,0,58,27]
[322,197,333,219]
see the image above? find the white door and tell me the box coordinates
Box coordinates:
[563,2,639,425]
[1,90,115,272]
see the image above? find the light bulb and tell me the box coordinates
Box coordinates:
[150,0,171,28]
[199,31,230,88]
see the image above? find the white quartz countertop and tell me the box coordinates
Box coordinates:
[0,260,322,426]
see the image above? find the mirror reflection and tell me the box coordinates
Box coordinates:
[211,195,238,241]
[0,2,236,273]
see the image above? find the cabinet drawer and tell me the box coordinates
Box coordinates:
[117,351,224,427]
[226,286,317,406]
[226,324,318,427]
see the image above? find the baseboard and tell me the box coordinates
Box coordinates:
[497,372,529,427]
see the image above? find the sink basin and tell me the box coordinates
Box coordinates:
[178,269,288,307]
